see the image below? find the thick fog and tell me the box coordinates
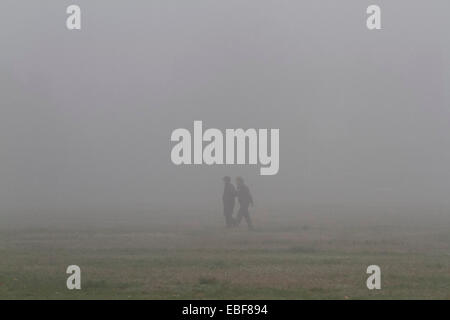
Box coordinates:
[1,1,450,221]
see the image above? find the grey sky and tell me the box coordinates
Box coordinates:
[1,1,450,218]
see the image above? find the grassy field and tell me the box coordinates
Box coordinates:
[0,210,449,299]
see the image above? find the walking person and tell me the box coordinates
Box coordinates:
[235,177,254,230]
[222,176,236,228]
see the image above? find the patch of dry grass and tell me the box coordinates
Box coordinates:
[0,212,449,299]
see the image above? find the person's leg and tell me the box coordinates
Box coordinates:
[224,207,232,227]
[243,208,254,230]
[235,207,243,226]
[223,207,229,227]
[226,213,233,227]
[230,204,236,226]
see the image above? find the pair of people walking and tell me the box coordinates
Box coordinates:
[222,176,254,230]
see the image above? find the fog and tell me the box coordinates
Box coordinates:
[1,1,450,223]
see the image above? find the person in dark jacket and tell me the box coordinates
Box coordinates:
[222,176,236,228]
[235,177,254,230]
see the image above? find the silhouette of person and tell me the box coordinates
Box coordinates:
[235,177,254,230]
[222,176,236,228]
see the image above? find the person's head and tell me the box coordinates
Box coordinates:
[236,176,244,186]
[222,176,231,184]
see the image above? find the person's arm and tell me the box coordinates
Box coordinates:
[249,188,254,206]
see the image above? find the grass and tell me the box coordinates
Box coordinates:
[0,211,449,299]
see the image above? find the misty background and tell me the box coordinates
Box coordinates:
[1,1,450,225]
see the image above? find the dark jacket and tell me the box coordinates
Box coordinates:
[223,182,236,207]
[236,184,253,207]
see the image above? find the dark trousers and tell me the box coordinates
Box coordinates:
[235,205,253,230]
[223,205,235,227]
